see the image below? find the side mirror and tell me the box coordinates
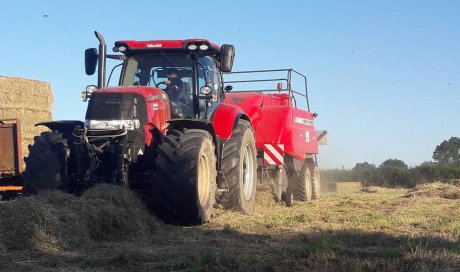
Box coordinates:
[220,44,235,73]
[85,48,98,75]
[224,85,233,92]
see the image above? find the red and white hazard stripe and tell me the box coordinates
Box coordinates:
[263,144,284,165]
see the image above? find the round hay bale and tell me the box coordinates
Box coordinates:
[0,75,53,164]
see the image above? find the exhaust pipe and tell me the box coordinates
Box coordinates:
[95,31,106,88]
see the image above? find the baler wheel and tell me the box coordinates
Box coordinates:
[311,165,321,200]
[221,120,257,213]
[148,129,216,225]
[22,131,69,194]
[284,186,295,207]
[294,161,312,201]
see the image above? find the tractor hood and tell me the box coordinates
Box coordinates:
[95,86,168,101]
[85,86,170,130]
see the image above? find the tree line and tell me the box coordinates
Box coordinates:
[322,137,460,188]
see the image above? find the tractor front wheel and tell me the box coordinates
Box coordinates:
[148,129,217,225]
[22,131,69,194]
[221,120,257,213]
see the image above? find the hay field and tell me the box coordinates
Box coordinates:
[327,181,363,193]
[1,184,459,272]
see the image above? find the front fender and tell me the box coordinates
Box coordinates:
[36,120,85,140]
[211,103,250,140]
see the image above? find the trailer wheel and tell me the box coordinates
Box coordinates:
[22,131,69,194]
[284,186,294,207]
[311,165,321,200]
[221,120,257,213]
[148,129,217,225]
[294,161,312,201]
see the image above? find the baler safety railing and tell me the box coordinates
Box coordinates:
[223,69,310,111]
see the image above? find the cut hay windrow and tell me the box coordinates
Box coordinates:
[404,182,460,199]
[0,76,53,163]
[0,184,162,253]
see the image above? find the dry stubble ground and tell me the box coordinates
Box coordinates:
[0,183,459,272]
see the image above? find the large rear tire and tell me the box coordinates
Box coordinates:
[22,131,69,194]
[221,120,257,213]
[294,161,312,201]
[148,129,217,225]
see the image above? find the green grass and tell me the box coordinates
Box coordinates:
[304,235,345,253]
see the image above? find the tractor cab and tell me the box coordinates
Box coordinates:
[120,52,219,119]
[83,34,235,120]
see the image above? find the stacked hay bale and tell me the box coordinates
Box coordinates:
[0,76,53,162]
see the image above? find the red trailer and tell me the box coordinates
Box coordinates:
[0,119,24,199]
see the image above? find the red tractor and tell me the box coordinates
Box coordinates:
[23,32,326,225]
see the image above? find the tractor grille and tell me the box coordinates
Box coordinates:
[85,93,147,124]
[85,92,149,163]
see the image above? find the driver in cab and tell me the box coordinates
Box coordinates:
[164,69,184,101]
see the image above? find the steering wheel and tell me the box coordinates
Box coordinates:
[155,81,167,88]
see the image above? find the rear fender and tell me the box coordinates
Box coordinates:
[168,119,223,176]
[211,103,250,140]
[168,119,217,143]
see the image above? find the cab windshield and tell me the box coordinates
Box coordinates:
[122,53,193,88]
[121,53,220,119]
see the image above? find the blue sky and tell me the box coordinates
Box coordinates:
[1,1,459,169]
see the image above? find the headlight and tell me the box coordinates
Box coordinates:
[85,119,141,130]
[212,92,218,103]
[113,45,127,52]
[200,86,212,95]
[187,44,198,50]
[81,85,97,102]
[86,85,97,94]
[199,44,209,51]
[81,91,88,102]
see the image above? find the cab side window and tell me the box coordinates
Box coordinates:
[198,56,220,118]
[198,56,219,93]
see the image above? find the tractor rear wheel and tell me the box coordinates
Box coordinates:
[22,131,69,194]
[311,165,321,200]
[149,129,216,225]
[221,120,257,213]
[294,161,312,201]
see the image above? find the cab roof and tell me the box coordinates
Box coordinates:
[114,39,221,54]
